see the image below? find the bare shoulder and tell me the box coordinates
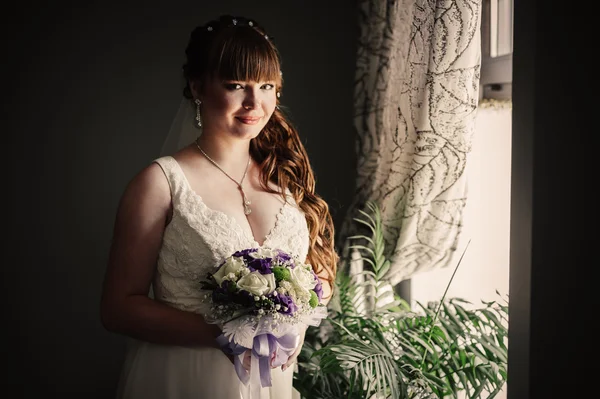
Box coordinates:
[171,146,203,175]
[110,160,174,234]
[120,161,171,212]
[102,161,173,308]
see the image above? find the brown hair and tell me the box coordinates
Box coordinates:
[182,15,338,294]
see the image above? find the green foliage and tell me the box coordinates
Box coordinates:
[273,266,291,282]
[294,202,508,399]
[309,290,319,308]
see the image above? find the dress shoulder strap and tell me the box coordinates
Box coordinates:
[153,156,186,203]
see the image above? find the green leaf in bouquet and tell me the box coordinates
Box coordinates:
[272,266,291,282]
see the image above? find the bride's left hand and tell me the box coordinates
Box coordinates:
[280,328,306,371]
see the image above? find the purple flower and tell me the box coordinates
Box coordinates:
[275,250,293,264]
[314,278,323,302]
[248,257,273,274]
[272,293,297,315]
[311,271,323,301]
[212,280,235,303]
[233,289,254,307]
[232,248,259,264]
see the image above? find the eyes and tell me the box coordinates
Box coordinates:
[224,82,275,91]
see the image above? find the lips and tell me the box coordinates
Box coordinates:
[235,116,262,125]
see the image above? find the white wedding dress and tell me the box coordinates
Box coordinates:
[115,156,309,399]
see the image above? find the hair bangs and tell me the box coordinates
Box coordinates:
[211,28,282,86]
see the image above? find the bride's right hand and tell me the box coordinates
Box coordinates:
[242,349,252,370]
[225,349,252,371]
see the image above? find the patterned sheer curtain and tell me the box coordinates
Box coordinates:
[339,0,482,285]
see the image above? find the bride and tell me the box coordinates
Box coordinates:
[100,14,337,399]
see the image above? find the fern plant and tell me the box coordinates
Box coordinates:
[294,202,508,399]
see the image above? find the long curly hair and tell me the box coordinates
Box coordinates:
[182,15,338,294]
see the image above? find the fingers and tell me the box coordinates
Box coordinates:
[281,357,295,371]
[224,350,249,370]
[282,347,301,371]
[282,333,305,371]
[242,349,252,371]
[233,349,299,372]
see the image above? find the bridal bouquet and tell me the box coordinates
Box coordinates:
[200,247,327,397]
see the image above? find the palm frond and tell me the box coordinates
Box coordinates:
[295,201,508,399]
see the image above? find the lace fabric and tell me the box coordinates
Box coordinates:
[152,155,310,317]
[116,155,308,399]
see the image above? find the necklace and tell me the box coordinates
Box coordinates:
[195,139,252,215]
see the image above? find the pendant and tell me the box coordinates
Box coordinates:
[241,190,252,215]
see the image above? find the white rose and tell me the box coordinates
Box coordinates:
[290,265,317,291]
[236,271,276,296]
[212,256,246,285]
[249,248,278,259]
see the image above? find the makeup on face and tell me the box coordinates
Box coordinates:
[201,79,278,138]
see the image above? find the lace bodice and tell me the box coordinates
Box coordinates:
[152,156,310,316]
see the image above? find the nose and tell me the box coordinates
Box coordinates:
[242,88,259,110]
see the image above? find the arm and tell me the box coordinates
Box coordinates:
[100,163,221,348]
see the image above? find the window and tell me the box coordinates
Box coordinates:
[480,0,514,101]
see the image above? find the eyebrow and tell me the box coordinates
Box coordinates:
[221,80,276,85]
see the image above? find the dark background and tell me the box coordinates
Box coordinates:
[4,1,358,397]
[3,1,594,398]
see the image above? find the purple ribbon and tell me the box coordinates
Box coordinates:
[217,332,298,398]
[216,334,250,386]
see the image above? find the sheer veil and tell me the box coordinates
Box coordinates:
[159,97,200,156]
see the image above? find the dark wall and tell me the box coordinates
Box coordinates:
[508,1,592,399]
[5,1,357,397]
[8,1,594,398]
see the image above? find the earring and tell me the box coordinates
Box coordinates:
[195,99,202,128]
